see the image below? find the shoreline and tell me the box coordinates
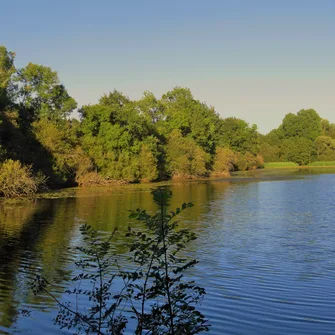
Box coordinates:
[264,165,335,169]
[2,166,335,202]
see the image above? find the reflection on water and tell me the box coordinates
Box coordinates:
[0,169,335,334]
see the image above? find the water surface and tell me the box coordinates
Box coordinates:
[1,168,335,334]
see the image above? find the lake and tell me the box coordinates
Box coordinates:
[1,168,335,334]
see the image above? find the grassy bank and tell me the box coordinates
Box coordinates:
[308,161,335,167]
[263,162,299,168]
[264,161,335,169]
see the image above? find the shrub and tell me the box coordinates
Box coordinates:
[211,147,235,177]
[0,159,47,197]
[76,171,128,187]
[32,188,210,334]
[166,130,210,179]
[256,154,264,168]
[258,142,280,162]
[33,119,94,185]
[138,143,159,182]
[234,152,262,171]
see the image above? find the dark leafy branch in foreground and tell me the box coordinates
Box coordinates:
[32,188,210,334]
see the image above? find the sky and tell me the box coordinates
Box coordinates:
[1,0,334,133]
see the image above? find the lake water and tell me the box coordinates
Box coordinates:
[1,168,335,334]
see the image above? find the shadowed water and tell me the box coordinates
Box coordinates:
[0,169,335,334]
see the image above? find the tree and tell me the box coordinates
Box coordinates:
[12,63,77,124]
[0,45,15,109]
[321,119,335,139]
[80,91,161,182]
[282,109,322,141]
[33,118,92,185]
[211,147,235,177]
[282,137,315,165]
[136,91,166,125]
[314,136,335,161]
[215,117,259,155]
[258,142,278,162]
[138,137,160,182]
[234,152,263,171]
[161,87,218,154]
[165,130,210,179]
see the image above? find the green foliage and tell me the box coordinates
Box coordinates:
[259,142,281,162]
[0,159,47,197]
[282,137,315,165]
[215,117,259,155]
[314,136,335,161]
[126,188,209,334]
[308,161,335,167]
[161,87,218,154]
[80,91,160,182]
[32,189,209,334]
[234,152,263,171]
[12,63,77,123]
[166,130,210,179]
[0,111,63,187]
[211,147,235,177]
[282,109,322,141]
[0,46,15,109]
[321,119,335,139]
[3,44,335,191]
[33,224,128,334]
[263,162,299,168]
[261,109,330,165]
[33,118,93,185]
[136,91,166,125]
[138,139,159,182]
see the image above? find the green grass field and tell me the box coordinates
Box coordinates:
[264,161,335,168]
[263,162,299,168]
[308,161,335,167]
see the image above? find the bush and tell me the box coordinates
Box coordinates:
[138,143,159,182]
[0,159,47,197]
[76,171,128,187]
[32,188,210,334]
[211,147,235,177]
[256,154,264,168]
[166,130,210,179]
[258,142,280,162]
[234,152,263,171]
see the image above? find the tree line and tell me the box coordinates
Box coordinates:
[0,45,334,196]
[259,109,335,165]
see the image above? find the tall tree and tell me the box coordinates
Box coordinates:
[215,117,259,155]
[0,46,15,109]
[314,136,335,161]
[321,119,335,139]
[161,87,218,154]
[80,91,160,181]
[282,109,322,141]
[166,129,210,178]
[12,63,76,124]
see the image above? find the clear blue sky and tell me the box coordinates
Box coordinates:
[1,0,334,133]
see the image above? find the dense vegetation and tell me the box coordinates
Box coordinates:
[0,45,334,196]
[259,110,335,165]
